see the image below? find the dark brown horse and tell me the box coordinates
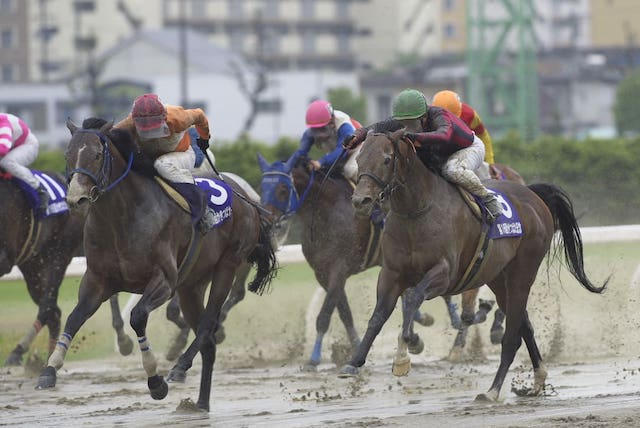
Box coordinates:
[258,153,440,369]
[339,129,606,401]
[35,118,277,412]
[1,171,84,366]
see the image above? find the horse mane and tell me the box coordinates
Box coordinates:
[81,117,157,178]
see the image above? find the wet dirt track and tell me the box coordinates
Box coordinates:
[3,351,640,428]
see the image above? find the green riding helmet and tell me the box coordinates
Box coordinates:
[392,89,428,120]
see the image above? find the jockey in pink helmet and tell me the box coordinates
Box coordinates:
[294,99,362,179]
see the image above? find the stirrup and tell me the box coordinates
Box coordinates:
[483,194,503,222]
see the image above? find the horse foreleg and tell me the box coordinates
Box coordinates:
[393,288,425,376]
[165,295,190,361]
[339,266,409,378]
[109,294,134,356]
[129,269,173,401]
[443,295,462,329]
[490,308,506,344]
[36,272,109,389]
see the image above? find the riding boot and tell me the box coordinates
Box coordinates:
[36,185,50,217]
[482,193,503,222]
[171,182,215,234]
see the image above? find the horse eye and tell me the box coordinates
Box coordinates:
[384,157,391,165]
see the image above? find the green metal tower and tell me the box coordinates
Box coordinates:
[466,0,539,140]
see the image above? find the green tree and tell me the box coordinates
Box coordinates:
[327,87,367,124]
[613,69,640,136]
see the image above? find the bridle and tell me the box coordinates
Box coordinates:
[261,167,315,227]
[356,132,431,219]
[66,129,133,202]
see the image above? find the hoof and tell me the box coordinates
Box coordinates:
[415,312,435,327]
[4,350,23,366]
[408,337,424,355]
[301,363,318,373]
[118,335,134,356]
[447,346,464,363]
[167,367,187,383]
[196,400,210,412]
[392,356,411,377]
[148,375,169,400]
[475,390,499,402]
[490,328,504,345]
[166,330,190,361]
[338,364,359,378]
[35,366,57,389]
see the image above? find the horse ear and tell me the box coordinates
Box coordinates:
[66,118,78,135]
[285,153,298,172]
[100,120,114,134]
[257,152,270,172]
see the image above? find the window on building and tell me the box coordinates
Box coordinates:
[1,28,14,49]
[1,65,14,82]
[0,0,15,12]
[7,102,47,131]
[444,22,457,39]
[443,0,456,11]
[301,0,314,19]
[191,0,205,17]
[264,0,279,19]
[336,0,349,17]
[228,0,243,18]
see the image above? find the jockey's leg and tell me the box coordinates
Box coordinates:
[0,136,49,214]
[155,148,215,233]
[442,137,502,221]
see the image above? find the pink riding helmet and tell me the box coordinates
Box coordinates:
[305,100,334,128]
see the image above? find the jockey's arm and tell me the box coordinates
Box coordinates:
[318,122,355,167]
[166,106,211,139]
[0,116,15,156]
[293,128,314,161]
[468,109,495,164]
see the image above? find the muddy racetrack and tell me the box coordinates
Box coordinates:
[2,241,640,427]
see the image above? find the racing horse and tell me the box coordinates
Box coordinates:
[339,128,607,401]
[35,118,277,412]
[1,171,84,366]
[258,153,437,370]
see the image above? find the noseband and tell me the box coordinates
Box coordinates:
[66,129,133,202]
[356,133,401,204]
[261,168,315,227]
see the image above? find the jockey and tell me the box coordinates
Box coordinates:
[294,99,363,182]
[346,89,503,222]
[116,94,216,233]
[432,90,496,178]
[0,113,49,215]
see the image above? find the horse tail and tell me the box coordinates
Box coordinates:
[247,216,279,296]
[528,182,608,294]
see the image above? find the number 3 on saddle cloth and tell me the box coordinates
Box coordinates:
[1,170,69,219]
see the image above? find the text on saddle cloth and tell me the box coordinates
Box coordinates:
[4,170,69,217]
[481,189,524,239]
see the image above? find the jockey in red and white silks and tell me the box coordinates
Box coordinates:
[0,113,43,191]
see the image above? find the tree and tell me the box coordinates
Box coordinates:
[327,87,367,124]
[613,69,640,136]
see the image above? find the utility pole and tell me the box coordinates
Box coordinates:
[179,0,188,107]
[466,0,539,141]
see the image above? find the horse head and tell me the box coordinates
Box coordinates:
[64,118,137,210]
[352,129,409,216]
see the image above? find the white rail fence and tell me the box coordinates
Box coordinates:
[3,225,640,281]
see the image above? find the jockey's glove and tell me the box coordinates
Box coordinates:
[196,137,210,152]
[342,127,368,150]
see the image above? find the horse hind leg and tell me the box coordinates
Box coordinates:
[164,295,190,361]
[214,263,249,345]
[513,311,547,397]
[109,295,134,356]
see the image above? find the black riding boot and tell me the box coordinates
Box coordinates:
[171,182,214,234]
[36,185,50,217]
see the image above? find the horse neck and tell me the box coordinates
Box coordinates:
[389,156,441,217]
[292,168,349,220]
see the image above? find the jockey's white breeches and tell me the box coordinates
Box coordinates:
[154,147,197,184]
[0,133,40,189]
[343,144,362,183]
[442,136,492,197]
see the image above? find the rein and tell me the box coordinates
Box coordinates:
[263,168,315,225]
[66,129,134,202]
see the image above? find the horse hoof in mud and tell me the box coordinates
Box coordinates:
[165,328,190,362]
[301,363,319,373]
[490,327,504,345]
[408,337,424,355]
[337,364,359,378]
[117,335,134,356]
[392,356,411,377]
[414,311,435,327]
[512,367,548,397]
[475,390,500,402]
[148,375,169,400]
[166,367,187,383]
[35,366,56,389]
[447,345,464,363]
[4,348,23,366]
